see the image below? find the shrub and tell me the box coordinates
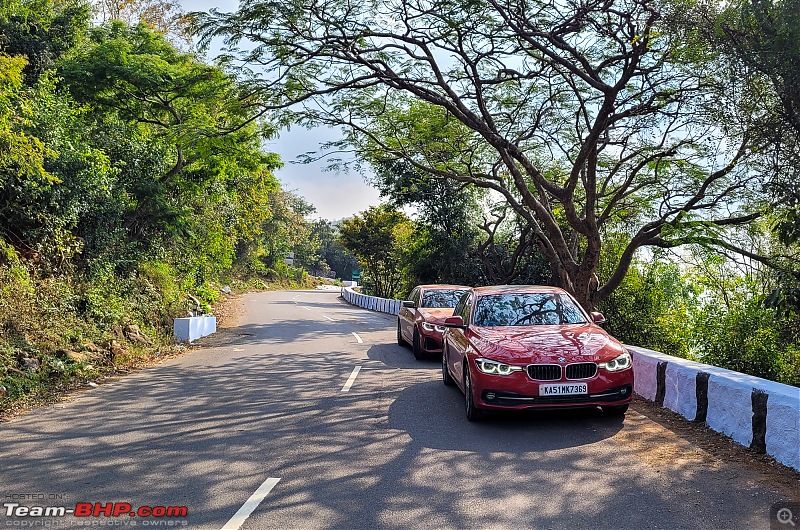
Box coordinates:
[598,261,695,358]
[692,299,785,381]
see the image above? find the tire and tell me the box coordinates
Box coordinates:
[397,319,407,347]
[442,344,454,386]
[412,327,424,360]
[602,404,629,416]
[464,367,482,421]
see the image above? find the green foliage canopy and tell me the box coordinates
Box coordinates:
[339,205,412,298]
[192,0,771,310]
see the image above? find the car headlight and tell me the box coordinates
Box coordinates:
[475,357,524,376]
[599,352,632,372]
[421,322,446,333]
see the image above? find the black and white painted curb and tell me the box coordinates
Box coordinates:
[340,287,401,315]
[630,346,800,472]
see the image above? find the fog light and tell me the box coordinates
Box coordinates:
[621,387,627,395]
[485,392,496,401]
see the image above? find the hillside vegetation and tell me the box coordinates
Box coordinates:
[0,2,328,412]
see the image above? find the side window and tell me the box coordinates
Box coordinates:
[453,293,466,317]
[455,292,472,323]
[408,288,419,304]
[413,288,422,306]
[462,294,473,322]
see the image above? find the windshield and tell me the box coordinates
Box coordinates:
[473,293,588,326]
[421,289,468,308]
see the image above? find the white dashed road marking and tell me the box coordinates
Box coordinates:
[341,366,362,392]
[351,332,363,344]
[220,477,281,530]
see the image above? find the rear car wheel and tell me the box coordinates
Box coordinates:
[602,404,629,416]
[397,319,407,347]
[464,368,482,421]
[412,327,424,360]
[442,345,454,386]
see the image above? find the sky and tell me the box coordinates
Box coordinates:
[179,0,383,220]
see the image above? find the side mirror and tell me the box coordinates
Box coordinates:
[443,316,467,328]
[401,300,416,308]
[591,311,606,325]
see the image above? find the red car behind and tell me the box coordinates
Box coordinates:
[397,284,470,360]
[442,285,634,420]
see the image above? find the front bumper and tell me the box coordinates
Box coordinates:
[471,368,634,410]
[419,330,443,354]
[480,384,632,408]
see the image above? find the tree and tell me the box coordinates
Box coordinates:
[696,0,800,313]
[339,205,412,298]
[473,204,552,286]
[260,189,320,271]
[0,0,90,84]
[61,22,273,187]
[93,0,190,44]
[311,219,359,280]
[369,157,482,285]
[0,54,117,272]
[715,0,800,133]
[59,22,280,262]
[192,0,772,310]
[372,157,549,286]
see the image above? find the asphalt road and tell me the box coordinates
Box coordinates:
[1,290,798,530]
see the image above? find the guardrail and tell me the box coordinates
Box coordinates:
[340,287,402,315]
[338,288,799,471]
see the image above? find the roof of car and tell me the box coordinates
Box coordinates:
[471,285,567,295]
[419,284,471,290]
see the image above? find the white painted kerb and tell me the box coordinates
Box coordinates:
[629,345,800,472]
[340,287,402,315]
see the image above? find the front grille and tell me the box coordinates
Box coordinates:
[527,364,561,381]
[566,363,597,380]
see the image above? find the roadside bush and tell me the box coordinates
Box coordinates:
[693,299,800,385]
[81,277,126,326]
[598,260,695,358]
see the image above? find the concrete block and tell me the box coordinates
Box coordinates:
[664,362,698,420]
[706,373,754,448]
[174,316,216,343]
[765,383,800,471]
[629,346,661,401]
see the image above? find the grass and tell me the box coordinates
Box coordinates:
[0,262,332,417]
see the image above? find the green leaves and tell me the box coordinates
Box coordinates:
[0,55,53,184]
[339,205,413,298]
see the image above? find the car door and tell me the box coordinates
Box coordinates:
[446,292,473,386]
[399,287,420,343]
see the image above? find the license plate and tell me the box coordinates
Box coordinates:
[539,383,588,396]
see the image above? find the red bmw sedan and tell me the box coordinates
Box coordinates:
[397,284,470,360]
[442,285,634,421]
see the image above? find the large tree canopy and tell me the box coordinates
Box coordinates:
[192,0,774,309]
[701,0,800,313]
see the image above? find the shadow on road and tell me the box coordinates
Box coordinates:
[385,380,625,452]
[0,303,791,530]
[366,343,439,369]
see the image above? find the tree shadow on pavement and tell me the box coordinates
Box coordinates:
[0,311,794,530]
